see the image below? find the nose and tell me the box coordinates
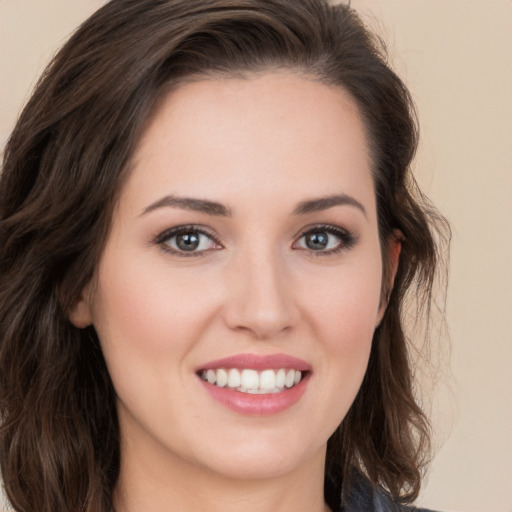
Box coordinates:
[222,248,300,340]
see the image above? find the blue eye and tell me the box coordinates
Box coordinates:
[294,226,356,254]
[155,226,221,255]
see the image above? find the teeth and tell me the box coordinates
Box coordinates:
[200,368,303,393]
[241,369,259,389]
[285,369,295,388]
[276,369,286,388]
[216,368,228,387]
[259,369,276,390]
[228,368,241,388]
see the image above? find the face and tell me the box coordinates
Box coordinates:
[73,72,395,484]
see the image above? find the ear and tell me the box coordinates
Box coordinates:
[69,285,93,328]
[376,230,402,326]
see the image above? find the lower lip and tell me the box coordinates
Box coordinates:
[198,374,310,416]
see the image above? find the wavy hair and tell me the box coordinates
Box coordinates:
[0,1,449,510]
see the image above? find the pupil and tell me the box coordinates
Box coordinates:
[306,232,328,250]
[176,233,200,251]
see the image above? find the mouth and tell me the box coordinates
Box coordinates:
[196,354,311,415]
[198,368,305,394]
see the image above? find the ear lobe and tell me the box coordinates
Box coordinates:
[376,231,402,326]
[69,289,93,328]
[388,232,402,282]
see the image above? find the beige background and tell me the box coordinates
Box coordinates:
[1,1,511,511]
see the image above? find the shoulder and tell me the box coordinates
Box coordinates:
[372,486,440,512]
[334,472,442,512]
[372,489,441,512]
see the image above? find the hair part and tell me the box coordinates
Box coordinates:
[0,1,450,510]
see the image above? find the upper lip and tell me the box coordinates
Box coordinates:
[196,353,312,372]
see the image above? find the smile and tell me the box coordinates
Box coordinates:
[196,354,311,415]
[199,368,303,394]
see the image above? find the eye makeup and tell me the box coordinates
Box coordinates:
[153,224,223,257]
[293,224,358,256]
[152,222,358,259]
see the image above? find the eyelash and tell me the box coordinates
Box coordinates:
[294,224,358,256]
[154,224,223,257]
[153,224,358,257]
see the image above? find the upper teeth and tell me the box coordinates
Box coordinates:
[200,368,302,393]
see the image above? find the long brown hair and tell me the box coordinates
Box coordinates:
[0,1,449,510]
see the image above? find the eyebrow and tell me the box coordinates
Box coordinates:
[140,196,231,217]
[293,194,367,218]
[140,193,366,218]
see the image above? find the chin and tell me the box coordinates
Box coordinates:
[190,430,325,481]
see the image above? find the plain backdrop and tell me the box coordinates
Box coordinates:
[1,1,511,511]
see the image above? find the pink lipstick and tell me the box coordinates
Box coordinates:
[196,353,311,416]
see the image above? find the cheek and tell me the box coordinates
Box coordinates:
[302,257,383,347]
[88,253,220,436]
[91,253,216,359]
[299,253,382,415]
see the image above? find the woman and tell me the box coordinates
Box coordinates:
[0,1,449,511]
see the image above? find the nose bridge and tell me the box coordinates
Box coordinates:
[223,239,299,339]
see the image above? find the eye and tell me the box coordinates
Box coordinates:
[155,226,222,255]
[293,225,356,254]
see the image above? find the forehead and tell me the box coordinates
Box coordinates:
[126,72,375,216]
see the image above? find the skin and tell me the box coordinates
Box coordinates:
[72,72,399,512]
